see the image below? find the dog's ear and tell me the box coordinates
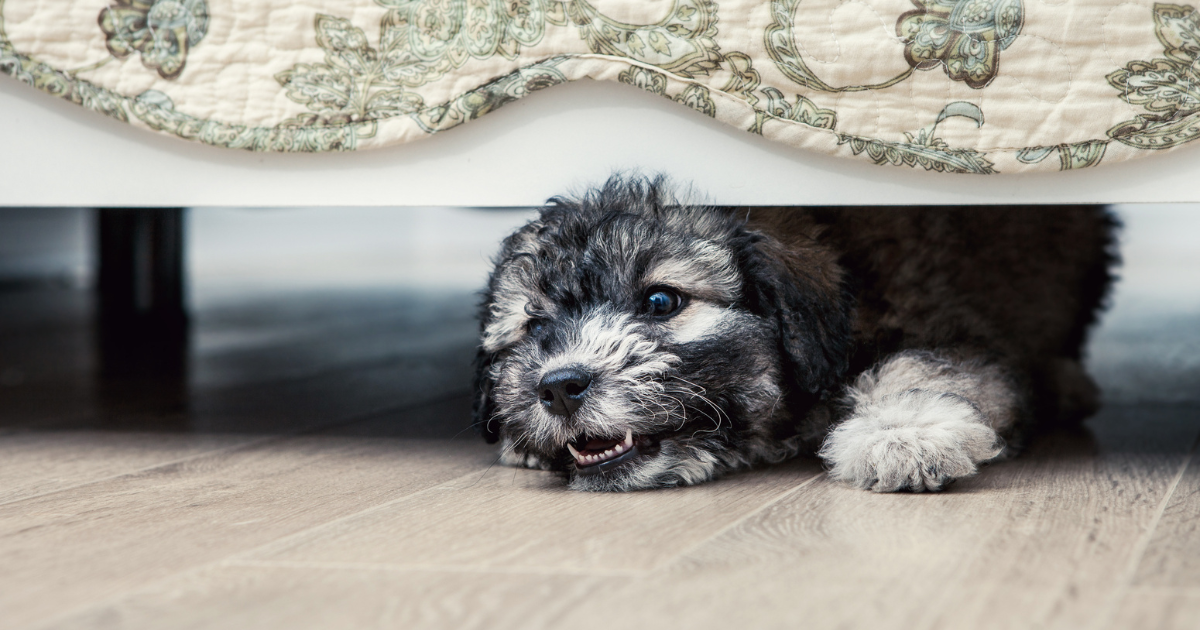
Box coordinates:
[740,230,852,396]
[472,348,501,443]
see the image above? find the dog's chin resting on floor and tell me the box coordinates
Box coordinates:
[472,176,1118,492]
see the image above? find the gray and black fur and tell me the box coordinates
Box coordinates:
[473,175,1118,492]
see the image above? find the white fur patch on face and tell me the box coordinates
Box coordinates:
[664,302,742,344]
[642,241,741,303]
[538,310,678,383]
[481,298,528,353]
[481,261,538,353]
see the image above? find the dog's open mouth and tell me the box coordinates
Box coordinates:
[566,429,647,476]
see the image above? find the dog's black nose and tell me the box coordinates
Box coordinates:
[538,367,592,416]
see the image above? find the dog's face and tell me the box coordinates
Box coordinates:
[474,179,849,491]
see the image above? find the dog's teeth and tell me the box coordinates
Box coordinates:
[567,443,582,461]
[614,443,625,454]
[603,449,613,458]
[624,429,633,447]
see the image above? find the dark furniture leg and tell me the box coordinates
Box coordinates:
[96,208,189,379]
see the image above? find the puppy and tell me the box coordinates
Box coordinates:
[473,175,1118,492]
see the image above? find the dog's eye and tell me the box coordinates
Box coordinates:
[643,288,683,318]
[526,319,547,336]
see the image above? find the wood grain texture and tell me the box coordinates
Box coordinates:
[0,435,495,629]
[250,458,824,573]
[15,411,1200,630]
[0,335,478,501]
[39,565,613,630]
[1110,588,1200,630]
[0,431,260,505]
[597,405,1200,630]
[1131,445,1200,587]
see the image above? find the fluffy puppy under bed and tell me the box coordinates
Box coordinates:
[472,176,1118,492]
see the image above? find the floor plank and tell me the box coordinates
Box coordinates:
[0,432,262,506]
[592,405,1200,630]
[0,341,477,501]
[1129,446,1200,587]
[1110,588,1200,630]
[41,404,1198,630]
[39,565,610,630]
[0,430,494,628]
[246,457,824,574]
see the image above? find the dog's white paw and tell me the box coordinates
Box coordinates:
[819,390,1005,492]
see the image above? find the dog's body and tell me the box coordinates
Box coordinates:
[474,177,1118,492]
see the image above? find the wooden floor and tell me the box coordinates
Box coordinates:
[2,279,1199,629]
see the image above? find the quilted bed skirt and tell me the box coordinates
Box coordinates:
[2,0,1198,174]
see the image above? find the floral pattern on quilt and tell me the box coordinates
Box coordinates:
[371,0,559,87]
[275,14,428,127]
[98,0,208,79]
[897,0,1024,88]
[3,0,1200,173]
[838,102,997,173]
[1107,3,1200,149]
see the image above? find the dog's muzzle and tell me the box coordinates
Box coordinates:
[536,366,648,477]
[537,367,592,416]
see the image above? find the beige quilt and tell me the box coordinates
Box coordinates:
[3,0,1198,174]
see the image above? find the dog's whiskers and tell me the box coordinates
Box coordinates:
[667,376,730,433]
